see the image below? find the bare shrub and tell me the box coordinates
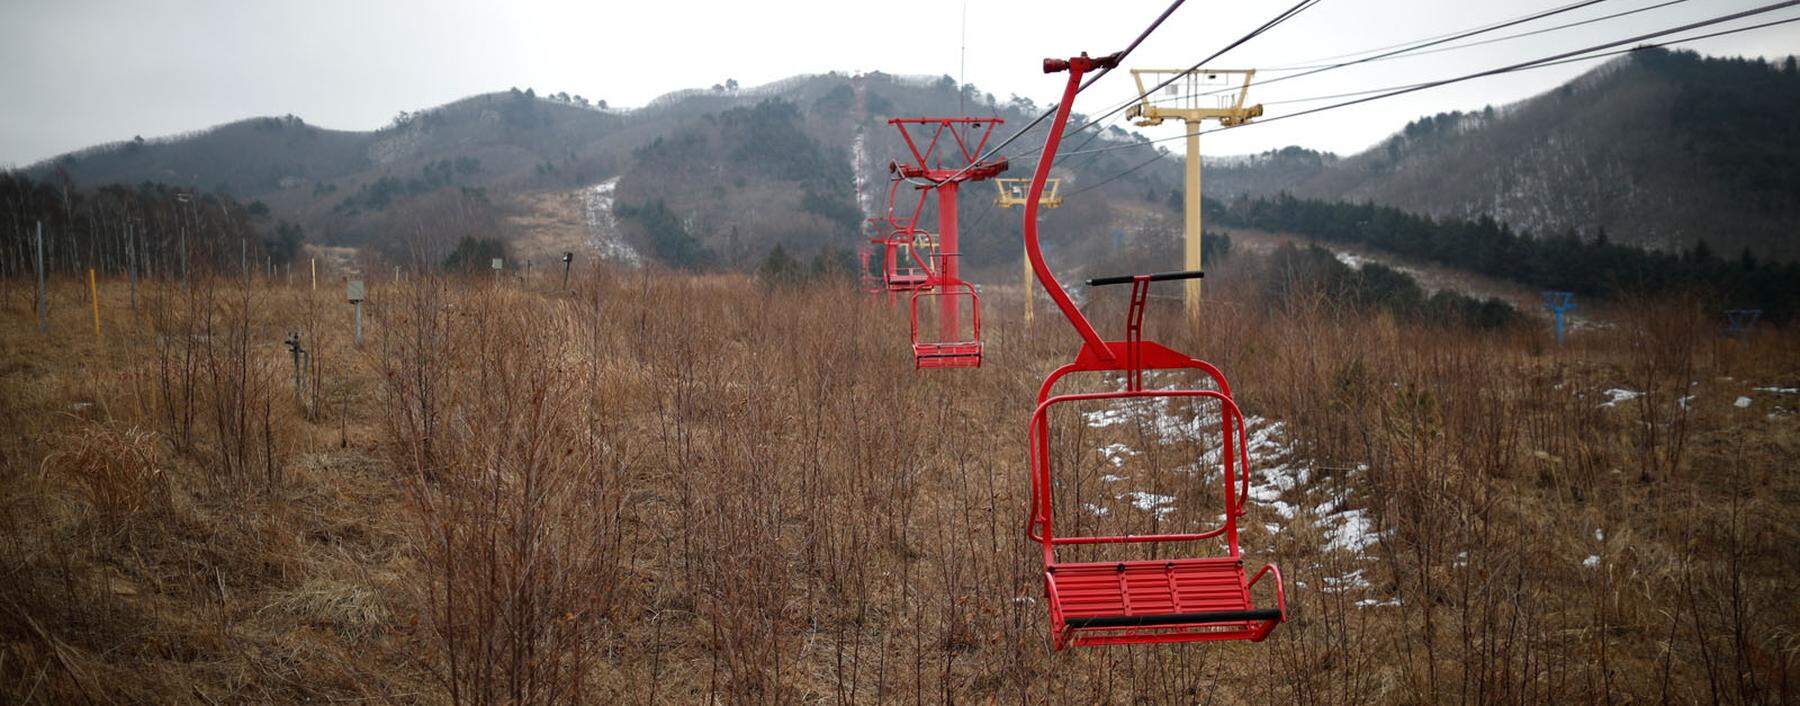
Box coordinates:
[378,273,631,705]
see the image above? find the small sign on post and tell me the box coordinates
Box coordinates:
[348,279,365,346]
[491,258,504,285]
[1725,309,1762,340]
[561,251,574,290]
[284,331,310,412]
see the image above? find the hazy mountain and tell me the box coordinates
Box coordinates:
[23,73,1169,270]
[1209,48,1800,262]
[24,47,1798,270]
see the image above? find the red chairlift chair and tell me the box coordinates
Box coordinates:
[910,280,981,368]
[869,180,936,294]
[885,227,938,293]
[1023,52,1286,650]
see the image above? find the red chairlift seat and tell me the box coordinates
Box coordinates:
[1023,52,1286,650]
[1028,276,1285,649]
[884,227,937,292]
[910,281,981,368]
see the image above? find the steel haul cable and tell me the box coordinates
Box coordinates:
[1060,7,1800,196]
[1055,0,1800,161]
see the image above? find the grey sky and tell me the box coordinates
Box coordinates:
[2,0,1796,168]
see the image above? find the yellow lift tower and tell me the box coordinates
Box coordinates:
[995,177,1061,327]
[1125,68,1261,322]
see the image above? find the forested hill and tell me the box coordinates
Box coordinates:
[20,75,1178,269]
[1209,49,1800,263]
[20,48,1800,272]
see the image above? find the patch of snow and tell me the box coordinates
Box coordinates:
[1735,396,1753,408]
[1582,555,1601,568]
[1325,509,1379,553]
[1081,503,1109,517]
[1594,528,1604,542]
[1083,407,1132,428]
[1335,252,1371,269]
[851,129,875,216]
[1322,569,1369,593]
[1677,395,1695,409]
[582,178,642,266]
[1356,597,1401,608]
[1097,443,1137,467]
[1754,386,1798,394]
[1099,474,1126,483]
[1600,388,1642,408]
[1122,491,1175,515]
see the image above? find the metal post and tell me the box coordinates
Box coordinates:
[179,223,188,293]
[310,257,317,290]
[126,223,138,311]
[34,222,46,334]
[88,268,100,338]
[286,333,303,405]
[348,279,366,347]
[937,182,960,341]
[1184,120,1203,322]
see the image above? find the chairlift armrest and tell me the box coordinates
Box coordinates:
[1085,269,1205,287]
[1247,563,1287,620]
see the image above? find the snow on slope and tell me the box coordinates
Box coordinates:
[582,177,643,266]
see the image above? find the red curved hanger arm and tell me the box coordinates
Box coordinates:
[1025,55,1119,359]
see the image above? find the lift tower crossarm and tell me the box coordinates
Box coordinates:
[888,117,1009,183]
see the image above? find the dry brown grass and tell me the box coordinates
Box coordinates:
[0,257,1796,703]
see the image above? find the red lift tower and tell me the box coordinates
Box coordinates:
[886,117,1007,368]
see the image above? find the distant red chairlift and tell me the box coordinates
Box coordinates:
[886,228,938,293]
[1023,53,1286,650]
[910,281,982,368]
[868,180,936,295]
[857,243,882,297]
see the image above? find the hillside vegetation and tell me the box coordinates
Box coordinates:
[21,75,1179,274]
[1210,49,1800,261]
[1,240,1796,702]
[32,49,1796,276]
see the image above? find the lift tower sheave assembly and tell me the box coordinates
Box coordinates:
[887,116,1007,368]
[1125,68,1262,322]
[995,177,1061,327]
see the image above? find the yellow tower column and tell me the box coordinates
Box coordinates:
[995,178,1061,329]
[1125,68,1261,326]
[1184,119,1202,321]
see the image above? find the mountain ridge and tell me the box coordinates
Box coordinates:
[1208,49,1800,262]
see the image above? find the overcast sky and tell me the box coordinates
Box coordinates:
[2,0,1796,167]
